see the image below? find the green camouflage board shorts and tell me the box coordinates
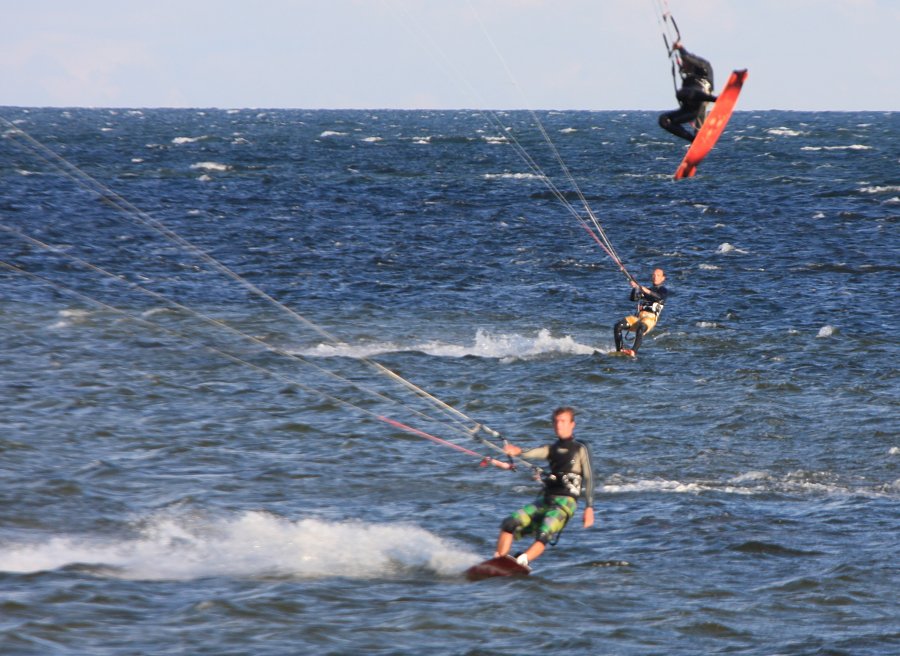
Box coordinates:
[507,495,577,543]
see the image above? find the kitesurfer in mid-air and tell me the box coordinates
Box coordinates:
[614,268,669,357]
[493,406,594,568]
[659,41,717,142]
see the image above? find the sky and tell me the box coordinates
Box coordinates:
[2,0,898,111]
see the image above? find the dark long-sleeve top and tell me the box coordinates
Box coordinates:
[677,46,714,90]
[520,438,595,508]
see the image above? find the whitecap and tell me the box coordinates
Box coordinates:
[698,263,720,270]
[801,145,872,151]
[319,130,347,138]
[601,478,704,494]
[59,309,91,319]
[859,185,900,194]
[716,242,748,255]
[294,328,595,360]
[816,325,835,338]
[171,136,205,145]
[190,162,231,172]
[361,136,382,143]
[483,172,545,181]
[766,127,803,137]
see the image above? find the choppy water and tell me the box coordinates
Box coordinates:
[1,107,898,655]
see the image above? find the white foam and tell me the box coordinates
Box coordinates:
[801,145,872,151]
[319,131,347,138]
[817,325,835,338]
[0,511,479,580]
[602,471,897,499]
[483,172,545,181]
[716,242,748,255]
[172,136,205,145]
[860,185,900,194]
[766,127,803,137]
[190,162,231,172]
[295,328,595,360]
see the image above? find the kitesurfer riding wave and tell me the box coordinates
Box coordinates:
[659,42,717,142]
[614,268,669,357]
[493,406,595,568]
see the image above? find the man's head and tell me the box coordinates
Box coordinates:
[652,268,666,286]
[552,406,576,440]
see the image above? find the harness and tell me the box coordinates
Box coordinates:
[541,441,585,498]
[636,284,667,318]
[639,298,665,317]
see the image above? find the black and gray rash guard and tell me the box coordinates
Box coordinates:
[520,439,595,508]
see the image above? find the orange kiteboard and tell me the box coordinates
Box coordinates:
[674,69,748,180]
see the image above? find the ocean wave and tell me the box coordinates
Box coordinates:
[859,185,900,194]
[0,511,478,580]
[800,145,872,151]
[483,172,545,181]
[190,161,232,172]
[716,242,749,255]
[294,328,596,360]
[602,470,897,499]
[171,136,207,145]
[766,127,804,137]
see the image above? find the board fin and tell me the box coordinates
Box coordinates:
[674,69,749,179]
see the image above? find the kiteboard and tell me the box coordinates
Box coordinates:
[465,555,531,581]
[674,69,749,180]
[592,349,636,358]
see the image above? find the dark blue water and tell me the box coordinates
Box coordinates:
[1,107,898,655]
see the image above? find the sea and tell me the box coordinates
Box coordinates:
[0,106,897,656]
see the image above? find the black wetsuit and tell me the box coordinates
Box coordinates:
[614,284,669,352]
[658,46,717,142]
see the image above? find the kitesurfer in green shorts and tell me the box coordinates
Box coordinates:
[494,406,595,567]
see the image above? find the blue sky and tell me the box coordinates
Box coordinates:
[2,0,898,111]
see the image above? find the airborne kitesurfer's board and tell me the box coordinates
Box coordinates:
[674,69,748,180]
[465,555,531,581]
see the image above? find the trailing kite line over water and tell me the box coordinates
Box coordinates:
[0,115,541,477]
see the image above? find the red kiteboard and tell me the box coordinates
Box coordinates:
[674,69,748,180]
[465,555,531,581]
